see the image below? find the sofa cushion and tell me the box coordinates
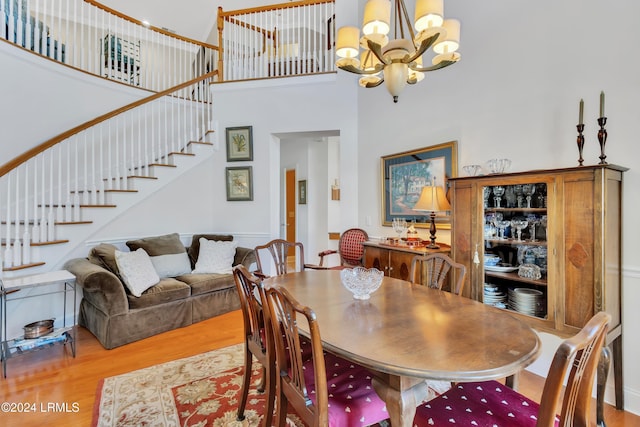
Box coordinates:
[126,233,191,278]
[176,273,235,296]
[187,234,234,266]
[115,248,160,297]
[88,243,120,275]
[193,238,238,274]
[127,277,192,309]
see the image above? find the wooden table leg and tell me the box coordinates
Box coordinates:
[372,374,427,427]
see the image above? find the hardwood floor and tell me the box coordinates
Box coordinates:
[0,310,636,426]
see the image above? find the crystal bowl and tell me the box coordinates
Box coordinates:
[487,158,512,174]
[462,164,482,176]
[340,267,384,300]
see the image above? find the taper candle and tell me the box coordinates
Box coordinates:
[600,91,605,117]
[579,99,584,125]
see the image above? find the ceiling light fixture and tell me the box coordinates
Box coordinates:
[335,0,461,103]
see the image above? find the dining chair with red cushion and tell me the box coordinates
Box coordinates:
[263,284,389,427]
[306,228,369,270]
[413,311,610,427]
[232,265,275,426]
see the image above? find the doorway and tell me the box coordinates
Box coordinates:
[285,169,296,256]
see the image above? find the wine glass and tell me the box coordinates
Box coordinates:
[496,220,511,239]
[510,218,529,241]
[492,186,505,208]
[514,184,524,208]
[526,214,540,241]
[392,218,407,240]
[483,187,491,209]
[521,184,536,208]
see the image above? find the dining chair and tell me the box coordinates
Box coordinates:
[308,228,369,269]
[232,264,276,426]
[263,284,390,427]
[410,253,467,295]
[413,311,611,427]
[254,239,306,277]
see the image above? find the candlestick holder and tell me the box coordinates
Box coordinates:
[576,123,585,166]
[597,117,608,165]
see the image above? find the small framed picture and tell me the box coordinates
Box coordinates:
[298,180,307,204]
[226,126,253,161]
[226,166,253,201]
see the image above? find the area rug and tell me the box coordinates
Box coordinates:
[92,343,307,427]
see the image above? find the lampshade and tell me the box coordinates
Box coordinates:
[414,0,444,31]
[433,19,460,54]
[413,185,451,212]
[362,0,391,37]
[336,26,361,58]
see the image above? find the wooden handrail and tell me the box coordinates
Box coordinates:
[86,0,219,52]
[217,0,333,17]
[0,70,218,178]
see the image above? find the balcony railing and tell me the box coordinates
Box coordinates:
[217,0,335,82]
[1,0,219,91]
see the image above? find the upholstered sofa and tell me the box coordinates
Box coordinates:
[64,233,255,349]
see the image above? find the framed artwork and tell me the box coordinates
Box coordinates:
[226,126,253,161]
[381,141,458,228]
[298,180,307,204]
[226,166,253,201]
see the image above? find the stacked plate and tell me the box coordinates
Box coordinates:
[483,283,507,308]
[508,287,546,317]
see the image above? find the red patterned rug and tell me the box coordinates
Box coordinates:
[92,343,307,426]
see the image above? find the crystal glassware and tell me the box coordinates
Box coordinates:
[487,158,512,174]
[526,214,540,241]
[510,218,529,241]
[340,267,384,300]
[492,186,505,207]
[521,184,536,208]
[392,218,407,240]
[496,220,511,239]
[463,165,482,176]
[483,187,491,209]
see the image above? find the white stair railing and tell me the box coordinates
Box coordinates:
[0,72,215,272]
[1,0,218,91]
[218,0,335,82]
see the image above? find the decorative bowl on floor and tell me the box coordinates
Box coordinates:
[340,267,384,300]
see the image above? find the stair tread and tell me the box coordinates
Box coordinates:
[2,262,46,271]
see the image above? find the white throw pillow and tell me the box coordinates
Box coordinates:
[115,248,160,297]
[150,252,192,278]
[193,238,238,274]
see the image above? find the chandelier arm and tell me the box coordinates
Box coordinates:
[404,33,440,64]
[397,0,416,42]
[338,63,384,75]
[410,59,458,73]
[366,39,390,65]
[363,78,385,88]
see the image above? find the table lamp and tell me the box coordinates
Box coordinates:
[413,185,451,248]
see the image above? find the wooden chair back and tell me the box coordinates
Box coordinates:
[263,285,329,426]
[410,253,467,295]
[255,239,305,277]
[538,311,610,426]
[232,265,275,426]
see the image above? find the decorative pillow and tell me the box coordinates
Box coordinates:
[126,233,191,278]
[115,248,160,297]
[187,234,234,266]
[193,238,238,274]
[88,243,120,275]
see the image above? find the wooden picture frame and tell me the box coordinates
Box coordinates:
[298,180,307,204]
[225,126,253,161]
[226,166,253,201]
[381,141,458,228]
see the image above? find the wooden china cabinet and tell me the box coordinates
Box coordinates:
[449,164,626,411]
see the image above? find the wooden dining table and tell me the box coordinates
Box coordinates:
[263,270,541,427]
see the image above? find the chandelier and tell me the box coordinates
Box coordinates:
[335,0,461,103]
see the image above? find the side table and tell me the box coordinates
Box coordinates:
[0,270,77,378]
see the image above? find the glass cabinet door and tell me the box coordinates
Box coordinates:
[481,182,548,319]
